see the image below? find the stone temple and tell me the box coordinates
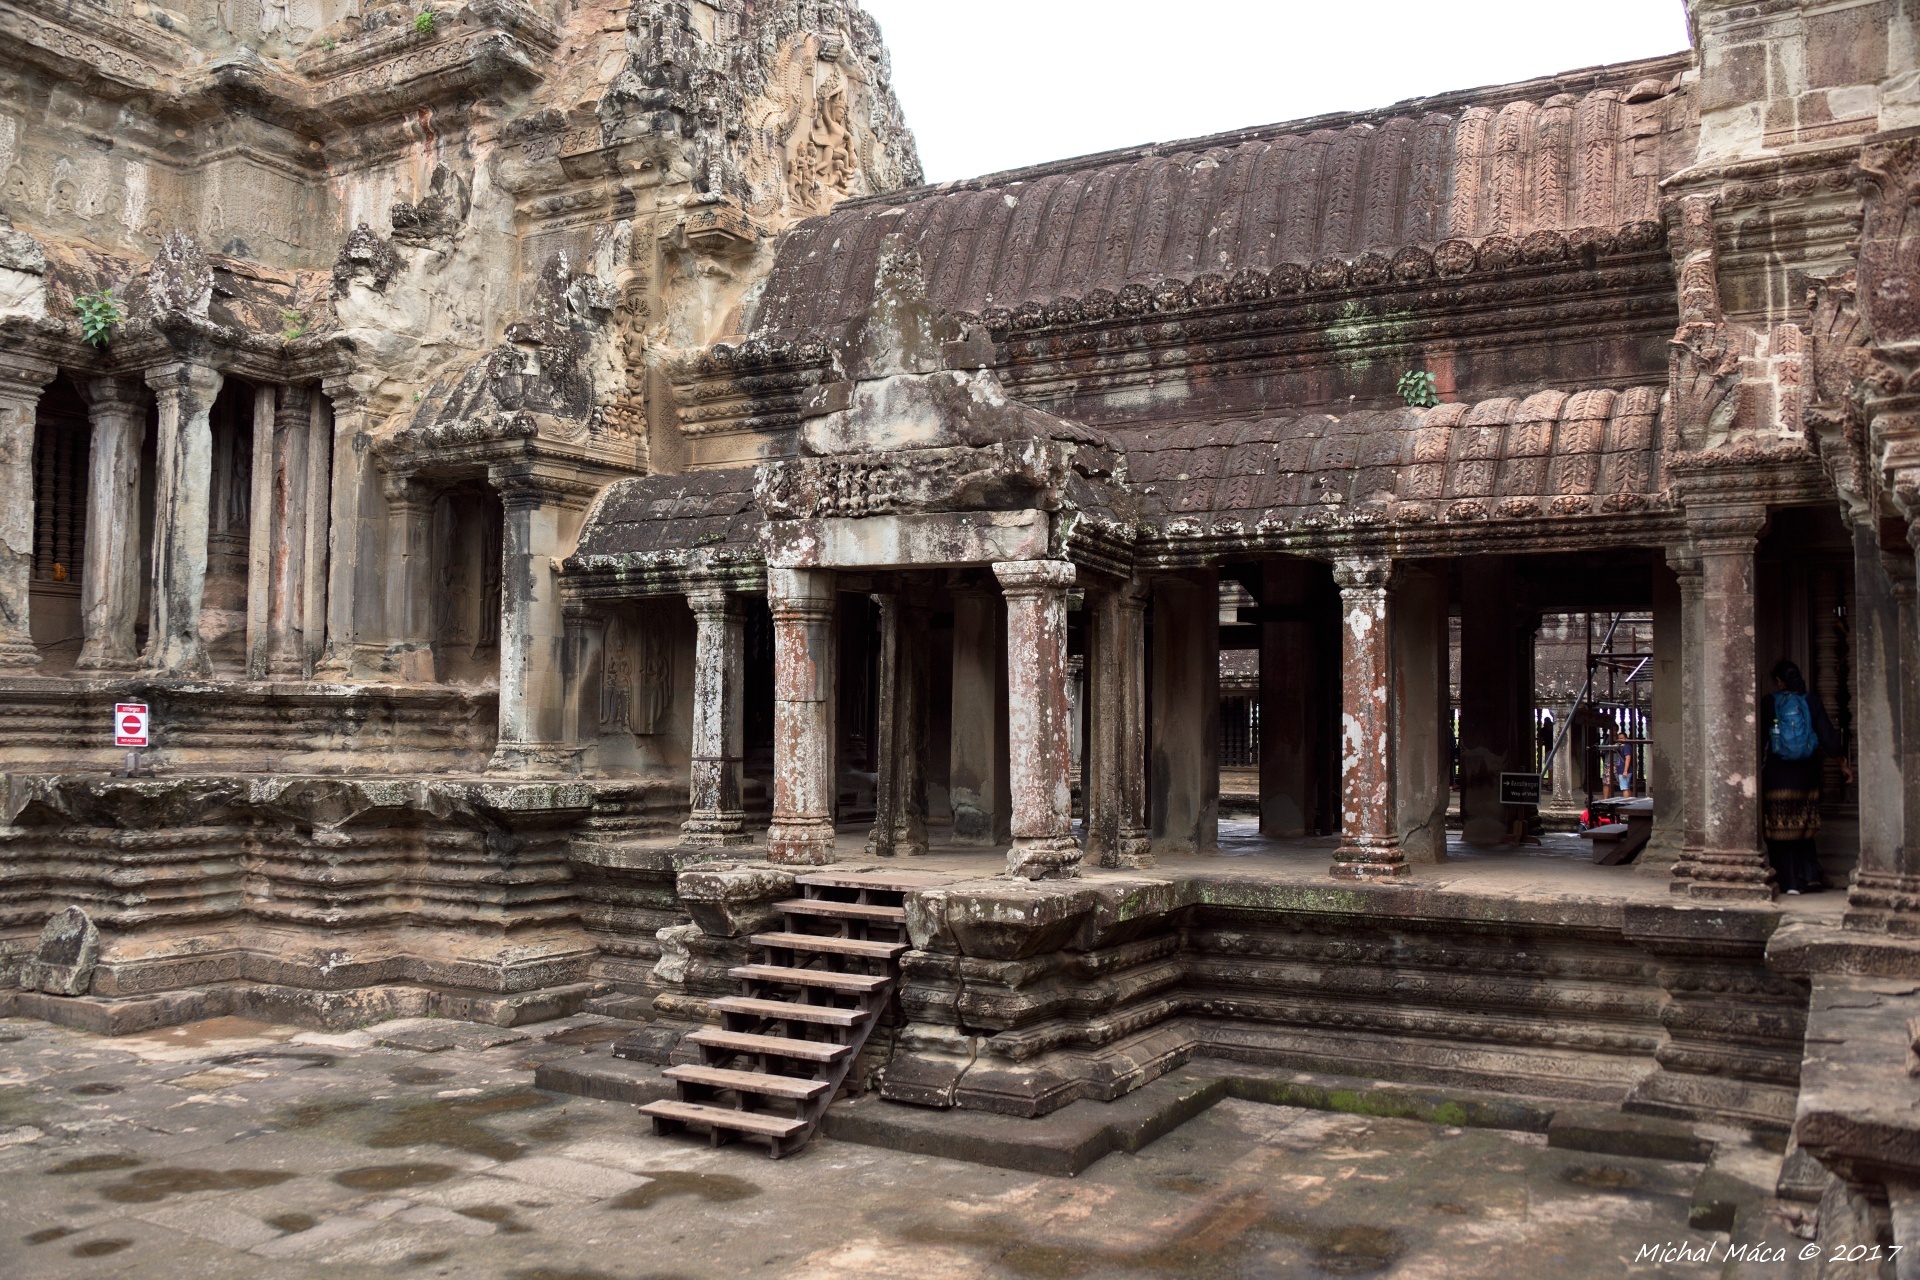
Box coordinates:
[2,0,1920,1262]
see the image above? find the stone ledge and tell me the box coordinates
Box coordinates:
[0,978,603,1035]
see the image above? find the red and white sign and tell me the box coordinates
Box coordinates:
[114,703,149,748]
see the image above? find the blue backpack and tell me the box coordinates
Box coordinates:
[1771,691,1819,761]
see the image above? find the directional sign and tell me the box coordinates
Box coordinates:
[1499,772,1542,807]
[114,702,149,748]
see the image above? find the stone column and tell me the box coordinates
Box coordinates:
[244,384,276,679]
[1680,507,1771,901]
[1668,548,1707,890]
[1150,570,1220,854]
[381,471,434,683]
[1645,554,1685,867]
[319,377,375,677]
[1260,559,1328,838]
[1550,702,1580,807]
[1848,530,1905,915]
[1331,557,1406,880]
[142,361,224,677]
[0,354,56,668]
[489,464,595,774]
[1392,566,1449,863]
[867,590,929,857]
[948,585,1010,846]
[996,559,1080,879]
[300,392,331,677]
[74,377,147,671]
[263,386,312,678]
[682,586,750,848]
[767,567,838,866]
[1087,578,1151,867]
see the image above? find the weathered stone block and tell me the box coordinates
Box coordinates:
[676,862,797,937]
[20,907,98,997]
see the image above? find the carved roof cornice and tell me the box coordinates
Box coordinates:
[0,313,350,388]
[0,0,193,95]
[1659,142,1865,205]
[1668,438,1832,509]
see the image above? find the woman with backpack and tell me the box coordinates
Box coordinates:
[1761,659,1852,895]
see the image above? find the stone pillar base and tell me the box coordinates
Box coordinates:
[1330,837,1410,880]
[1846,872,1920,934]
[0,638,41,668]
[1679,849,1774,902]
[1101,830,1153,870]
[382,643,435,683]
[1006,836,1083,881]
[680,814,751,849]
[486,740,585,777]
[767,820,837,866]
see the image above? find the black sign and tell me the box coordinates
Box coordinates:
[1500,773,1542,807]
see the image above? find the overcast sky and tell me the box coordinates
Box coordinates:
[857,1,1695,184]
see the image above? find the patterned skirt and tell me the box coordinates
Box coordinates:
[1763,787,1822,842]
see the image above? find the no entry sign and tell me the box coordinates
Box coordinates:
[114,703,149,748]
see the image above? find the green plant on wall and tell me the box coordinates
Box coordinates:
[73,288,124,349]
[279,308,307,343]
[1397,369,1439,409]
[413,8,436,33]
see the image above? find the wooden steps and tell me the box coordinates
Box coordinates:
[642,875,918,1158]
[708,997,863,1028]
[748,932,907,960]
[665,1065,829,1100]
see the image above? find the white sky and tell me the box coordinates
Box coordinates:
[857,1,1696,184]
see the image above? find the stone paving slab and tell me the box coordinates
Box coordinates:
[0,1011,1822,1279]
[371,1018,535,1054]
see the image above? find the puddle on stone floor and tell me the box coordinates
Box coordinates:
[540,1025,628,1049]
[389,1066,456,1086]
[24,1226,76,1245]
[281,1099,371,1130]
[48,1153,142,1175]
[70,1238,132,1257]
[266,1212,317,1234]
[68,1082,121,1096]
[607,1171,761,1211]
[97,1167,297,1204]
[456,1203,534,1233]
[334,1162,460,1192]
[405,1251,453,1268]
[1562,1164,1647,1191]
[364,1089,554,1162]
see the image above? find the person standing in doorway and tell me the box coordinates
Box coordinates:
[1609,731,1634,799]
[1761,659,1851,895]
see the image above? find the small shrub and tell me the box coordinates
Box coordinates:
[73,289,124,349]
[413,9,436,34]
[1397,369,1439,409]
[279,308,307,343]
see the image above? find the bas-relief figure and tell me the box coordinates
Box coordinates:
[0,0,1917,1240]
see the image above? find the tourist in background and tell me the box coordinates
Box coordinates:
[1761,659,1851,895]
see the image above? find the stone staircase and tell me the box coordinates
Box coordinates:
[640,872,910,1158]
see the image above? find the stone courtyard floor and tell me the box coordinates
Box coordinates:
[0,1013,1811,1280]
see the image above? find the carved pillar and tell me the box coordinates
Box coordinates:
[1679,507,1772,901]
[767,568,838,866]
[996,559,1080,880]
[1331,557,1406,880]
[1087,577,1151,868]
[318,377,375,677]
[263,385,312,678]
[1550,702,1580,807]
[1150,570,1220,854]
[142,361,223,677]
[1645,554,1685,866]
[1848,533,1906,921]
[381,471,434,683]
[683,585,750,848]
[1667,548,1707,890]
[243,384,276,678]
[0,355,55,668]
[300,392,331,677]
[1392,565,1449,863]
[562,602,605,777]
[867,590,929,857]
[949,585,1011,847]
[74,377,147,671]
[488,464,595,774]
